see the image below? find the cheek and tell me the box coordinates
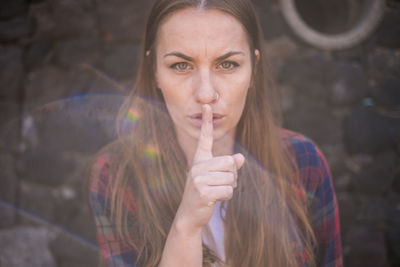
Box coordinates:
[219,72,251,124]
[156,63,192,92]
[157,71,192,113]
[218,71,251,104]
[232,85,249,117]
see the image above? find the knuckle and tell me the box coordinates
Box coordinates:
[198,188,209,202]
[227,172,235,184]
[189,164,204,178]
[190,165,201,177]
[193,175,203,187]
[225,156,235,167]
[224,186,233,199]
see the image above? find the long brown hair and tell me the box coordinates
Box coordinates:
[107,0,316,266]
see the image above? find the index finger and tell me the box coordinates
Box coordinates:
[193,104,213,163]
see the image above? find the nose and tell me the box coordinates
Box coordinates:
[195,69,218,104]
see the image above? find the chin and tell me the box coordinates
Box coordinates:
[213,127,235,141]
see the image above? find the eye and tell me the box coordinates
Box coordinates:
[170,62,191,72]
[218,61,239,71]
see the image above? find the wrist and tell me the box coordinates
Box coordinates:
[172,216,202,238]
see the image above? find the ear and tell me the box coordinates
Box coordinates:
[250,49,260,88]
[254,49,260,64]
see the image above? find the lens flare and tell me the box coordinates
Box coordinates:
[144,143,159,159]
[126,107,141,122]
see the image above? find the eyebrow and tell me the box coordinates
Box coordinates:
[164,52,194,61]
[163,51,244,62]
[216,51,244,61]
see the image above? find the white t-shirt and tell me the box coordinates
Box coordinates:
[202,201,226,264]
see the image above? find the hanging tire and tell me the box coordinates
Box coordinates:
[279,0,385,50]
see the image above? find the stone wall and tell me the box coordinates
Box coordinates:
[0,0,399,266]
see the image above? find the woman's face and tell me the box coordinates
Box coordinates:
[155,7,254,143]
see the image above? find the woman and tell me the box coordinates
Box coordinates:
[88,0,343,266]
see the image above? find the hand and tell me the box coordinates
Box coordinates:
[174,104,245,234]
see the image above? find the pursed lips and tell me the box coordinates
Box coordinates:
[188,112,225,127]
[189,113,224,120]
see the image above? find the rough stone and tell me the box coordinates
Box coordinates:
[369,76,400,111]
[65,204,98,243]
[278,56,332,102]
[385,194,400,265]
[280,56,344,147]
[60,152,93,187]
[0,226,56,267]
[0,102,20,151]
[336,193,360,232]
[344,105,400,154]
[53,37,101,69]
[263,36,298,76]
[333,174,352,192]
[70,67,128,94]
[264,36,298,61]
[328,62,368,106]
[97,0,153,42]
[24,66,69,110]
[0,102,19,129]
[331,41,374,62]
[352,150,398,194]
[0,46,23,100]
[24,38,53,71]
[346,153,374,174]
[393,171,400,194]
[0,0,28,20]
[24,66,93,109]
[343,225,388,267]
[19,146,75,186]
[284,99,341,146]
[386,194,400,224]
[375,3,400,49]
[367,48,400,78]
[24,66,124,110]
[319,144,348,176]
[279,85,296,113]
[362,197,387,223]
[287,0,360,35]
[19,182,56,224]
[97,43,140,80]
[60,261,91,267]
[49,229,99,266]
[50,0,97,38]
[29,0,97,39]
[0,153,17,228]
[0,16,31,41]
[251,0,291,40]
[26,94,123,154]
[28,1,55,38]
[53,186,80,226]
[386,224,400,267]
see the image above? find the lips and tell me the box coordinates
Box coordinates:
[189,113,224,127]
[190,113,224,120]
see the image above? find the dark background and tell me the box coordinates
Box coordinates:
[0,0,399,266]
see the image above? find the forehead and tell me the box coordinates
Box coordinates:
[156,8,250,55]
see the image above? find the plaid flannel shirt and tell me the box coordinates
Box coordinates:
[88,129,343,266]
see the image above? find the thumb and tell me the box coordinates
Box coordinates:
[233,153,245,170]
